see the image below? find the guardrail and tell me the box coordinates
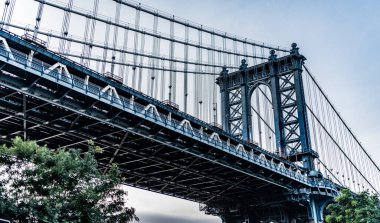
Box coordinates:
[103,71,123,84]
[21,33,47,48]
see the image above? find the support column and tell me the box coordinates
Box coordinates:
[307,195,331,223]
[290,43,315,171]
[269,50,285,155]
[220,214,245,223]
[241,83,250,141]
[240,59,251,141]
[247,210,259,223]
[218,66,230,133]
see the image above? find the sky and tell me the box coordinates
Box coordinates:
[2,0,380,222]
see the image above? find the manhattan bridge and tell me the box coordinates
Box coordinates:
[0,0,379,222]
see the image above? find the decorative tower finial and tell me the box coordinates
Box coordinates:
[220,65,228,76]
[290,43,299,55]
[239,59,248,70]
[268,49,277,61]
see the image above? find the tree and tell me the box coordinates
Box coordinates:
[326,188,380,223]
[0,137,139,223]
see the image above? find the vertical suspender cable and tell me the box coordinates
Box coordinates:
[206,35,211,122]
[46,31,52,48]
[217,44,222,122]
[350,137,360,192]
[243,39,248,64]
[217,42,222,123]
[252,45,257,65]
[82,0,99,67]
[260,47,264,63]
[343,120,356,189]
[154,35,161,99]
[211,32,217,124]
[217,45,222,68]
[227,41,231,68]
[327,95,346,182]
[256,88,263,147]
[58,0,73,53]
[81,16,90,64]
[132,5,141,89]
[5,0,15,30]
[313,77,329,176]
[199,27,203,120]
[95,56,100,72]
[194,27,202,118]
[65,35,72,54]
[264,86,271,150]
[160,59,165,100]
[348,132,359,192]
[33,2,44,40]
[101,21,110,74]
[148,13,158,97]
[111,1,121,75]
[138,29,145,92]
[1,0,15,30]
[184,24,189,112]
[305,74,319,153]
[233,38,238,67]
[120,28,129,85]
[336,114,348,186]
[0,0,10,29]
[168,16,175,102]
[223,33,227,66]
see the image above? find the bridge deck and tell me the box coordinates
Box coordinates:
[0,29,337,208]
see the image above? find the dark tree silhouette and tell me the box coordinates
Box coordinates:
[326,189,380,223]
[0,137,139,223]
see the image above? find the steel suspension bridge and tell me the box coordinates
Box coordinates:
[0,0,379,222]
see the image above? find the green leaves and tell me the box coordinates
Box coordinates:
[0,137,139,223]
[326,189,380,223]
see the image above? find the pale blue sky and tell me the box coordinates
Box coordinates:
[2,0,380,222]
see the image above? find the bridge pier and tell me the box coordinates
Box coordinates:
[307,195,332,223]
[219,209,255,223]
[220,215,246,223]
[212,199,333,223]
[217,206,303,223]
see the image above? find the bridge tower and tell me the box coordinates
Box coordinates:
[217,43,318,172]
[216,44,329,223]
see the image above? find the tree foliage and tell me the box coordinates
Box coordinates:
[326,188,380,223]
[0,137,139,223]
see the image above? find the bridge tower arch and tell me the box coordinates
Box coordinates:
[249,82,275,152]
[217,43,318,172]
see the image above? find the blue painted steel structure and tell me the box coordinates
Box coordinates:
[217,45,317,172]
[0,29,340,222]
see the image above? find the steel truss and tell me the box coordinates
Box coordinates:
[217,45,318,172]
